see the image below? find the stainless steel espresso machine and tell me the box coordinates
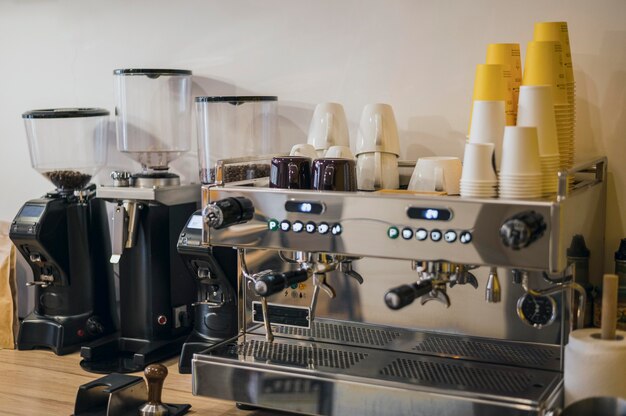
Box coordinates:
[80,69,198,373]
[191,157,606,415]
[10,108,114,354]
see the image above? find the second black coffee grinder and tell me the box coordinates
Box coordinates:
[9,108,114,354]
[80,69,198,373]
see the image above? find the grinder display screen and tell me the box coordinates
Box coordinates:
[19,204,45,220]
[407,207,452,221]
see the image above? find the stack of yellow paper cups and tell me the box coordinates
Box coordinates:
[533,22,576,172]
[486,43,522,126]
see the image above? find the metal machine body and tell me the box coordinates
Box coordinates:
[9,185,113,354]
[192,158,606,415]
[80,177,199,373]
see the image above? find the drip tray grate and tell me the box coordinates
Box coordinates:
[234,339,368,370]
[273,320,401,347]
[412,335,559,368]
[381,358,537,394]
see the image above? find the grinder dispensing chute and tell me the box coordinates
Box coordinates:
[10,108,114,354]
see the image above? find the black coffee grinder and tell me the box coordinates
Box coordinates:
[10,108,114,354]
[176,211,238,373]
[80,69,198,373]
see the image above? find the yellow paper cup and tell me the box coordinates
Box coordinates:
[486,43,522,83]
[523,41,568,105]
[534,21,574,84]
[473,64,507,101]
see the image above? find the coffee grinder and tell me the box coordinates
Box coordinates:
[80,69,198,373]
[10,108,113,354]
[176,96,279,373]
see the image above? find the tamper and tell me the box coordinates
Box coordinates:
[139,364,170,416]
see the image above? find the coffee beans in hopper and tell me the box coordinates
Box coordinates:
[200,163,270,184]
[44,170,91,191]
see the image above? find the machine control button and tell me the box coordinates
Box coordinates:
[305,222,317,234]
[29,253,43,264]
[280,220,291,232]
[268,219,279,231]
[444,230,457,243]
[387,226,399,239]
[318,222,330,234]
[401,228,413,240]
[157,315,167,326]
[430,229,442,242]
[500,211,546,250]
[415,228,428,241]
[460,231,472,244]
[292,221,304,233]
[330,223,342,236]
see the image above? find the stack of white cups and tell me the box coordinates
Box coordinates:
[468,100,505,171]
[460,142,498,198]
[499,126,542,199]
[355,103,400,190]
[517,85,560,195]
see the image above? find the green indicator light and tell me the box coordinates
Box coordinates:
[387,226,399,239]
[268,219,279,231]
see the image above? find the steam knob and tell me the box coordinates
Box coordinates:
[499,211,546,250]
[204,197,254,229]
[254,269,309,297]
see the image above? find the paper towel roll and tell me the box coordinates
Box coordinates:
[565,328,626,406]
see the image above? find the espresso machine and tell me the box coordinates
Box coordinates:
[190,156,607,415]
[80,69,198,373]
[10,108,113,354]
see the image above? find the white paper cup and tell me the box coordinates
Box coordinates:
[461,142,497,184]
[355,103,400,156]
[500,126,541,176]
[468,100,505,170]
[517,85,560,156]
[307,102,350,153]
[408,156,462,195]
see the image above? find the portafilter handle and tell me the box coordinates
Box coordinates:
[384,281,433,310]
[139,364,169,416]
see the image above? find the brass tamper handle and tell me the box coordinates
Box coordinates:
[139,364,169,416]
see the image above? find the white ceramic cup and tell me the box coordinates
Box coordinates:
[325,145,355,159]
[290,143,318,159]
[356,151,399,191]
[355,103,400,156]
[461,143,497,183]
[468,100,505,170]
[408,156,462,195]
[499,126,542,176]
[307,102,350,156]
[517,85,559,156]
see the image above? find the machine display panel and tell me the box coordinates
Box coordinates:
[407,207,453,221]
[285,201,325,215]
[18,204,45,220]
[187,214,203,230]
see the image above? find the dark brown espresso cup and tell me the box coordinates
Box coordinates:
[312,158,357,191]
[270,156,312,189]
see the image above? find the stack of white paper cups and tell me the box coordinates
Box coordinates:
[460,142,498,198]
[499,126,542,199]
[517,85,560,195]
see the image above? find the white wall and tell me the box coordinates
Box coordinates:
[1,0,624,270]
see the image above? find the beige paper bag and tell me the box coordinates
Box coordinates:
[0,221,18,349]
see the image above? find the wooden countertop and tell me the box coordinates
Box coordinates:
[0,349,281,415]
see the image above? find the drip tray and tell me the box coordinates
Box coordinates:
[251,318,562,371]
[193,333,563,415]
